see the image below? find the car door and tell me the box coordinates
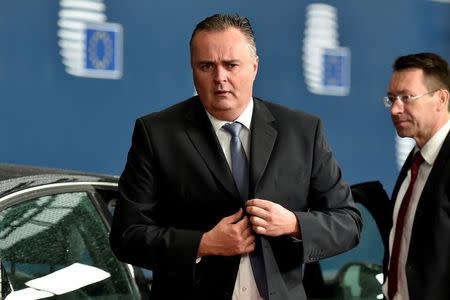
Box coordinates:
[304,181,392,300]
[0,185,142,299]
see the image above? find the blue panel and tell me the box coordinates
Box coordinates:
[0,0,448,197]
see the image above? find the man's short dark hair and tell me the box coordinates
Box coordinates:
[393,52,450,91]
[189,14,257,58]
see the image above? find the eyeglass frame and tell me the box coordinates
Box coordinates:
[383,89,441,108]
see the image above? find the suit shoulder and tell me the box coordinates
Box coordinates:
[137,96,198,125]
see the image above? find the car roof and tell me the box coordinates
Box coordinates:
[0,164,118,198]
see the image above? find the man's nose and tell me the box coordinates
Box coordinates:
[390,99,404,115]
[213,66,227,82]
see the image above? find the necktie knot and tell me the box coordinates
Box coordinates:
[223,122,243,138]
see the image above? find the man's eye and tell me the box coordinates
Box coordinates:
[228,63,238,68]
[400,95,413,102]
[200,64,213,71]
[387,96,396,102]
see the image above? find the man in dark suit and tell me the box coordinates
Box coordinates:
[109,14,361,300]
[382,53,450,300]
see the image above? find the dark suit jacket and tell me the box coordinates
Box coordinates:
[109,97,362,300]
[387,131,450,300]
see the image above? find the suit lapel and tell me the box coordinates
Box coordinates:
[395,131,450,204]
[406,129,450,270]
[250,99,277,196]
[391,149,415,202]
[416,130,450,209]
[184,98,238,199]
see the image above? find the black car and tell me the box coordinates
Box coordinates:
[0,164,151,299]
[0,164,391,300]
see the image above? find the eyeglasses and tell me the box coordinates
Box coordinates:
[383,89,440,108]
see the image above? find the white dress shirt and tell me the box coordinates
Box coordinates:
[383,119,450,299]
[205,99,264,300]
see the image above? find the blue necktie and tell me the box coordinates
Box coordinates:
[222,122,268,299]
[223,122,249,201]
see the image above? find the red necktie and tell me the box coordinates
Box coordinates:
[387,152,424,299]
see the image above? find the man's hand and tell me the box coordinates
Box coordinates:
[246,199,300,238]
[197,209,255,257]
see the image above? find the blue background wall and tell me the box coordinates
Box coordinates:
[1,0,449,197]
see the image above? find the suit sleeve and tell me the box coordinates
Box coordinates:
[295,119,362,263]
[109,118,203,284]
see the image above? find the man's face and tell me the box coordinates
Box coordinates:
[191,27,258,121]
[388,68,442,147]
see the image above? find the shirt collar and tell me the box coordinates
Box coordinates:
[416,119,450,165]
[206,99,254,133]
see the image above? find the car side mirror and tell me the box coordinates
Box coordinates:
[335,262,384,299]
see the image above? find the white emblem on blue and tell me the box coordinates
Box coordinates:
[58,0,123,79]
[303,3,350,96]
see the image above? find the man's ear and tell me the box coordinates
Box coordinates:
[252,56,259,80]
[438,88,450,111]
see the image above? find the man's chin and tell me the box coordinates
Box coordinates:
[212,94,235,103]
[395,129,413,139]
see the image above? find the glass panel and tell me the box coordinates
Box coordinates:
[0,192,139,299]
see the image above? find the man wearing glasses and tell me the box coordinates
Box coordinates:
[382,52,450,300]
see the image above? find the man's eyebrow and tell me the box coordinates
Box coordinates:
[195,59,214,65]
[388,89,413,95]
[195,59,241,65]
[223,59,241,64]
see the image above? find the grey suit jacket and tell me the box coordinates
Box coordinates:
[110,96,362,300]
[387,130,450,300]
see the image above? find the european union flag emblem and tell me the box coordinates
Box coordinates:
[321,48,350,96]
[83,23,123,79]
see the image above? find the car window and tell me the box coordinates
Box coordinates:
[0,191,140,299]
